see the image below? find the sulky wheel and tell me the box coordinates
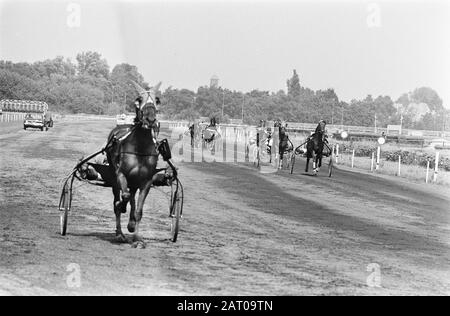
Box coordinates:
[290,153,296,174]
[59,177,74,236]
[328,155,334,177]
[169,179,184,242]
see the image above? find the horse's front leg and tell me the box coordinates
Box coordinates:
[113,185,127,243]
[117,172,131,202]
[116,171,131,215]
[127,188,137,233]
[131,182,152,249]
[315,155,321,174]
[278,150,283,169]
[312,152,318,175]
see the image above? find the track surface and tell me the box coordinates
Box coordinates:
[0,120,449,295]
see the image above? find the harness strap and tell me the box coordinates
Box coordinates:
[117,130,133,142]
[120,152,158,157]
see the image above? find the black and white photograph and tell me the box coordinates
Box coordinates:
[0,0,449,298]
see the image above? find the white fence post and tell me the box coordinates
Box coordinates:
[426,160,430,183]
[371,152,374,172]
[376,146,381,170]
[433,152,440,182]
[351,149,355,168]
[397,155,401,176]
[335,144,339,164]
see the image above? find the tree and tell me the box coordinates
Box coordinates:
[34,56,76,78]
[0,69,43,101]
[410,87,443,112]
[76,51,110,79]
[111,63,147,111]
[373,95,395,127]
[396,93,410,107]
[287,69,301,98]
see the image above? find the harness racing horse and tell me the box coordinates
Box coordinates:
[305,120,328,175]
[105,82,161,248]
[202,122,220,153]
[278,125,293,169]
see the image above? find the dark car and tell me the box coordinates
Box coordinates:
[24,113,47,131]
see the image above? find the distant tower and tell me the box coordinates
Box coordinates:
[210,75,219,88]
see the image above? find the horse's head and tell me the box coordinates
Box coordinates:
[132,80,162,109]
[317,120,326,133]
[137,102,157,129]
[132,81,162,131]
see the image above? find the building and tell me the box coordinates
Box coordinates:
[0,99,49,113]
[210,75,219,88]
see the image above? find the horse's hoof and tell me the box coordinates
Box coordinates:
[131,236,146,249]
[115,233,128,243]
[127,221,136,233]
[132,241,146,249]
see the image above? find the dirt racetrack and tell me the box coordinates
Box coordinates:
[0,120,449,295]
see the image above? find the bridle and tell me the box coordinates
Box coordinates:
[116,106,159,157]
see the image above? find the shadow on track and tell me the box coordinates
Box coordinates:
[189,162,450,259]
[69,232,172,245]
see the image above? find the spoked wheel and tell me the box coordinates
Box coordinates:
[59,177,74,236]
[281,153,288,170]
[290,153,296,174]
[169,179,184,243]
[328,155,334,177]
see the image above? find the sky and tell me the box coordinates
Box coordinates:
[0,0,449,107]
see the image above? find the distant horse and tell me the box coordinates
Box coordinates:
[202,122,221,153]
[278,124,293,169]
[305,120,328,175]
[105,82,161,248]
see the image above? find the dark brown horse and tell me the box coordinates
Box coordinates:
[105,83,161,248]
[277,124,293,169]
[305,120,327,175]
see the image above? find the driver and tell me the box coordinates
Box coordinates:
[188,123,195,146]
[309,119,329,143]
[265,127,272,153]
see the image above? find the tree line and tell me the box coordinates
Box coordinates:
[1,53,448,130]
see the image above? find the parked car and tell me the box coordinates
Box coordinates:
[23,113,47,131]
